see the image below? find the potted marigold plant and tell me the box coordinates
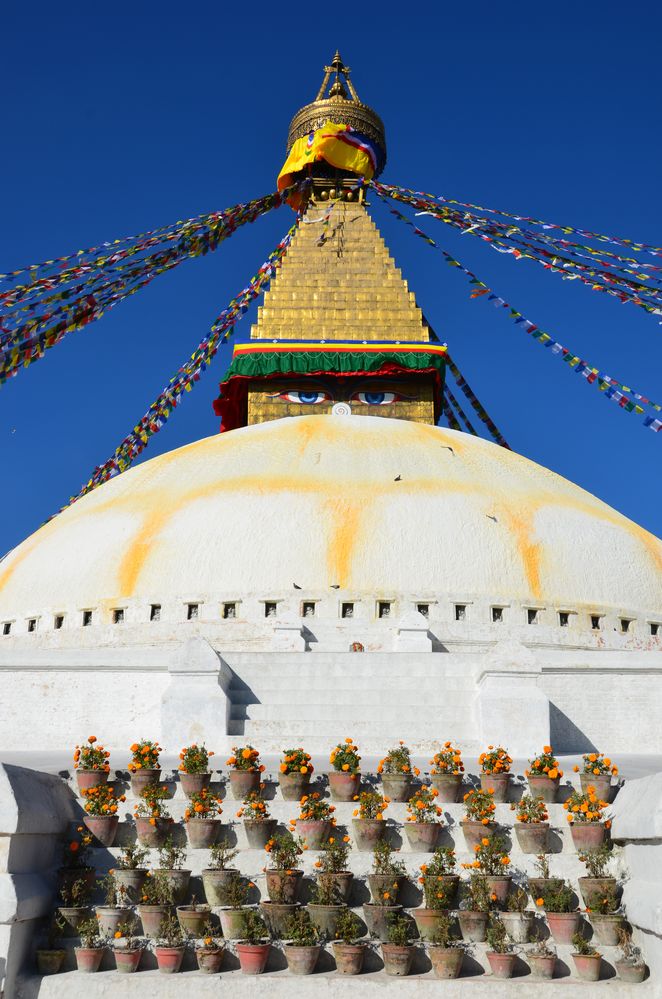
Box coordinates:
[279,747,314,800]
[413,873,454,941]
[586,886,623,946]
[527,853,562,901]
[460,788,496,849]
[352,790,388,850]
[74,915,107,973]
[35,914,66,976]
[328,737,361,801]
[73,736,111,792]
[155,836,191,904]
[381,912,416,977]
[458,873,493,942]
[333,907,367,975]
[283,907,322,975]
[58,875,92,933]
[573,751,619,801]
[195,922,224,974]
[461,835,512,907]
[563,785,611,851]
[418,846,459,908]
[479,745,513,802]
[179,743,214,798]
[183,786,223,848]
[226,745,264,799]
[427,911,464,979]
[57,825,95,897]
[485,914,516,979]
[95,872,134,937]
[138,870,175,937]
[264,832,304,903]
[430,742,464,802]
[154,909,188,974]
[235,908,271,975]
[367,840,407,905]
[127,739,162,794]
[535,880,580,943]
[81,783,125,846]
[237,790,276,848]
[220,875,256,939]
[314,833,354,902]
[501,887,533,943]
[571,930,602,982]
[377,742,420,801]
[526,746,563,802]
[177,894,211,936]
[577,843,618,908]
[511,793,549,853]
[291,791,335,849]
[615,927,647,984]
[202,839,240,906]
[307,871,346,940]
[112,917,143,974]
[113,843,149,903]
[528,931,557,979]
[404,785,444,851]
[134,782,173,847]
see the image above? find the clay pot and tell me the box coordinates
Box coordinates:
[236,942,271,974]
[113,869,147,903]
[528,877,563,901]
[114,948,142,973]
[528,775,560,803]
[196,948,224,974]
[480,772,511,803]
[185,818,221,849]
[74,946,106,972]
[486,951,516,978]
[514,822,549,854]
[578,876,618,908]
[404,821,442,852]
[265,869,304,903]
[220,907,248,939]
[229,770,260,799]
[572,952,601,982]
[500,910,533,943]
[84,815,119,847]
[352,818,386,850]
[546,910,581,944]
[202,868,240,906]
[138,904,172,937]
[130,769,161,795]
[458,910,488,942]
[155,946,185,974]
[484,875,512,908]
[179,771,211,798]
[135,816,172,848]
[279,771,311,801]
[155,869,191,905]
[412,908,450,942]
[615,960,646,983]
[284,943,321,975]
[460,820,495,850]
[529,953,556,979]
[57,866,96,897]
[35,949,66,975]
[96,906,132,937]
[328,771,360,801]
[590,912,623,946]
[382,942,414,976]
[362,902,401,940]
[177,904,211,936]
[58,906,90,933]
[295,819,332,850]
[307,903,345,939]
[421,874,460,908]
[320,870,354,903]
[433,774,463,803]
[76,769,109,793]
[333,941,365,975]
[368,873,406,904]
[260,900,297,937]
[429,946,463,979]
[244,818,277,849]
[381,774,414,802]
[580,773,612,800]
[570,822,607,852]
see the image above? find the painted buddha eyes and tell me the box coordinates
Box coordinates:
[276,390,332,404]
[271,389,401,406]
[352,391,396,406]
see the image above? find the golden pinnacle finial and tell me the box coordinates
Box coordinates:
[316,51,360,102]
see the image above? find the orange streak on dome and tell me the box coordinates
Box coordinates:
[324,498,364,589]
[117,509,170,595]
[499,506,544,600]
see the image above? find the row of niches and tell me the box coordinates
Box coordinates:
[2,597,660,637]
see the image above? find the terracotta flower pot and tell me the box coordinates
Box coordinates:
[284,943,321,975]
[514,822,549,854]
[220,907,248,939]
[333,941,365,975]
[58,906,90,933]
[244,818,277,849]
[381,774,414,802]
[320,870,354,903]
[135,815,172,848]
[546,910,581,944]
[528,877,563,902]
[229,770,260,799]
[114,948,142,973]
[74,946,106,972]
[196,948,224,974]
[180,771,211,798]
[486,951,516,978]
[528,775,560,803]
[570,822,607,852]
[186,818,221,849]
[113,868,147,903]
[480,772,511,803]
[155,945,185,974]
[529,953,556,979]
[572,952,601,982]
[76,769,109,793]
[615,960,646,983]
[155,869,191,905]
[202,868,240,906]
[236,942,271,975]
[328,770,360,801]
[279,771,311,801]
[412,907,450,941]
[36,949,66,975]
[266,869,304,903]
[84,814,119,847]
[368,873,406,904]
[130,768,161,795]
[500,911,533,943]
[177,904,211,936]
[484,875,512,908]
[421,874,460,908]
[458,909,488,942]
[580,773,612,800]
[138,904,172,937]
[295,818,331,850]
[433,774,463,803]
[307,902,345,939]
[578,876,618,908]
[590,912,623,946]
[404,821,442,852]
[362,902,401,940]
[96,906,131,937]
[382,942,414,976]
[429,946,463,979]
[260,900,297,937]
[352,818,386,850]
[460,820,495,850]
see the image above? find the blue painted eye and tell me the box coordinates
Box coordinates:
[353,391,396,406]
[275,390,331,405]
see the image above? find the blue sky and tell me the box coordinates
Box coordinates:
[2,2,661,554]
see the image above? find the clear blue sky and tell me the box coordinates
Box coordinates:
[2,1,661,554]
